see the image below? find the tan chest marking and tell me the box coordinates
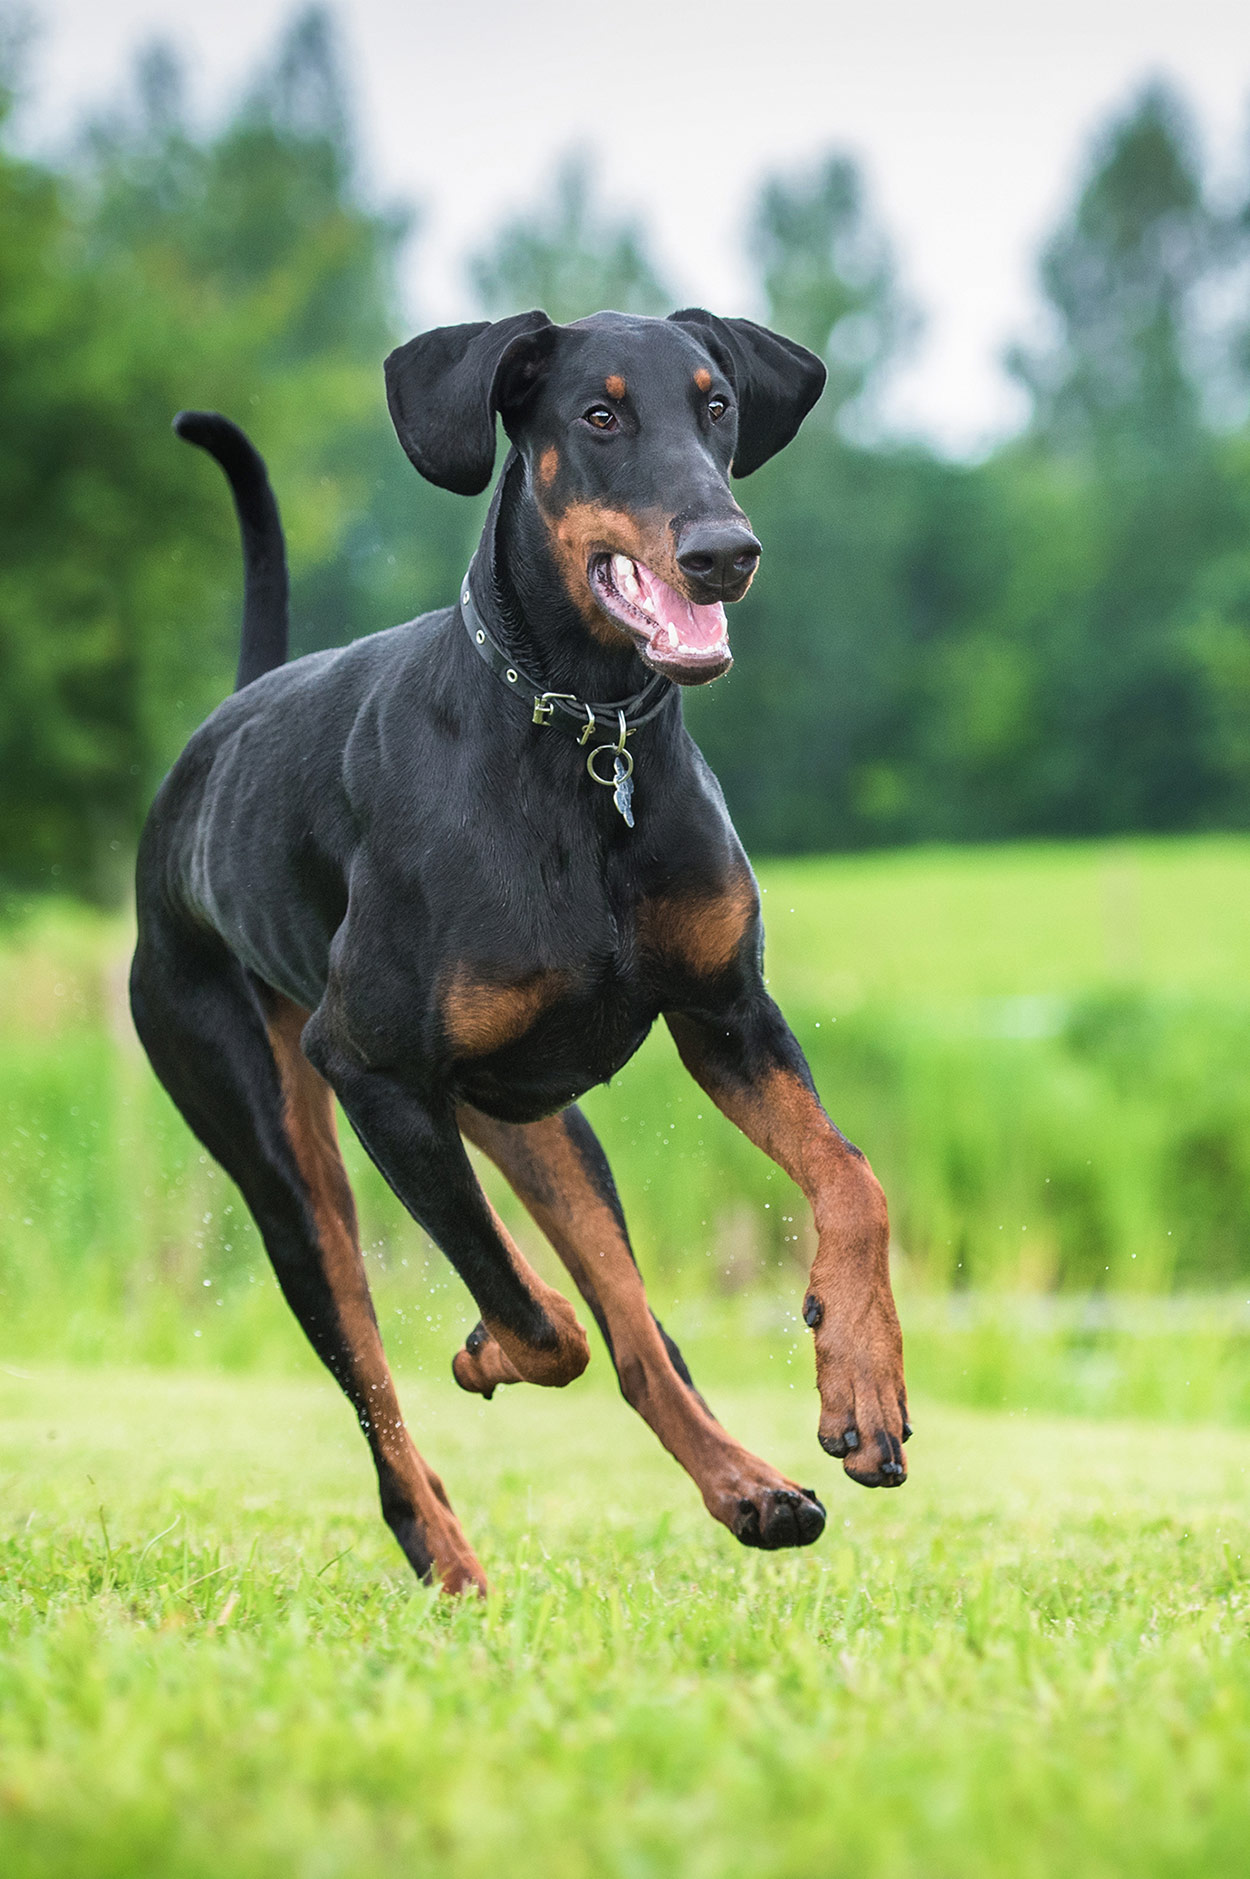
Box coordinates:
[442,968,569,1057]
[638,876,758,977]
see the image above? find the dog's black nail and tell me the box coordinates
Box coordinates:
[802,1294,824,1329]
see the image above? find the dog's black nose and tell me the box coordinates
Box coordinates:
[676,521,761,595]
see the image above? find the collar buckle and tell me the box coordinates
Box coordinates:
[533,691,579,727]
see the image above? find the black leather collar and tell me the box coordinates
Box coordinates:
[458,561,673,745]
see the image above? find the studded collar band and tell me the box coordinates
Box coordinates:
[458,561,674,743]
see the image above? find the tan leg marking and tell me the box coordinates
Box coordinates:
[266,996,487,1594]
[458,1107,818,1538]
[465,1187,590,1388]
[441,967,569,1058]
[665,1030,906,1483]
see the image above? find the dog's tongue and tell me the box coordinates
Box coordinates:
[631,562,728,662]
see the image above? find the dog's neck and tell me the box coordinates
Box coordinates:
[480,454,652,701]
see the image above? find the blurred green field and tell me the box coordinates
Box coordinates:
[5,836,1250,1375]
[757,836,1250,1002]
[5,837,1250,1876]
[2,1361,1250,1879]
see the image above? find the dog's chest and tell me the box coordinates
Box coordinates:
[442,871,756,1123]
[443,914,651,1117]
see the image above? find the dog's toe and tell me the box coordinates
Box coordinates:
[844,1428,907,1489]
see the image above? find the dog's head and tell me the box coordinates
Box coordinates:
[385,309,825,685]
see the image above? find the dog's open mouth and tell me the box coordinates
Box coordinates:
[589,554,732,684]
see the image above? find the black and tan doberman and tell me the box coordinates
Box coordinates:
[130,308,909,1595]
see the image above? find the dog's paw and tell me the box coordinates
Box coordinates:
[817,1376,910,1488]
[809,1283,909,1489]
[451,1321,523,1399]
[731,1483,827,1550]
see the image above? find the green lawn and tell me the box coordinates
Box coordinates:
[6,839,1250,1872]
[760,835,1250,1004]
[2,1357,1249,1878]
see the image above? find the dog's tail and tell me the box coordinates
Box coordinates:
[173,411,289,691]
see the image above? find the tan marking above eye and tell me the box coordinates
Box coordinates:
[442,968,569,1058]
[694,368,712,393]
[637,875,758,976]
[605,374,626,400]
[539,447,559,486]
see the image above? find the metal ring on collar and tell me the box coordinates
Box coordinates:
[587,743,634,786]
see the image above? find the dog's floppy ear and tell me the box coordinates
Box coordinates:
[668,308,826,477]
[384,311,557,495]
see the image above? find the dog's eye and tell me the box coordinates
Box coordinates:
[583,406,618,431]
[708,396,728,422]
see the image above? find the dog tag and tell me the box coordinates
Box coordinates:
[586,735,636,829]
[612,754,635,827]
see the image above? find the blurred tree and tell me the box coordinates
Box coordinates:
[0,32,227,899]
[11,36,1250,896]
[80,11,401,366]
[1009,85,1213,465]
[468,150,671,323]
[74,6,461,666]
[995,86,1246,836]
[750,152,915,426]
[0,8,483,899]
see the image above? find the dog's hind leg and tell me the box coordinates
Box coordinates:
[301,1016,591,1396]
[456,1104,827,1553]
[129,914,486,1594]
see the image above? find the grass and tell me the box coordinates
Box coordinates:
[758,834,1250,1003]
[6,837,1250,1871]
[2,1355,1250,1877]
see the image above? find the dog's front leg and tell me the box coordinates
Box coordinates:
[459,1103,827,1551]
[666,996,909,1488]
[303,1027,590,1392]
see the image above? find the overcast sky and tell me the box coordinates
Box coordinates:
[20,0,1250,454]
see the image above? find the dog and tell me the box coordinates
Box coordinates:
[130,308,909,1595]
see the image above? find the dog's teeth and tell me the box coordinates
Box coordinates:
[662,623,679,648]
[611,554,633,588]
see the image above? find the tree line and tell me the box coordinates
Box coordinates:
[4,7,1250,898]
